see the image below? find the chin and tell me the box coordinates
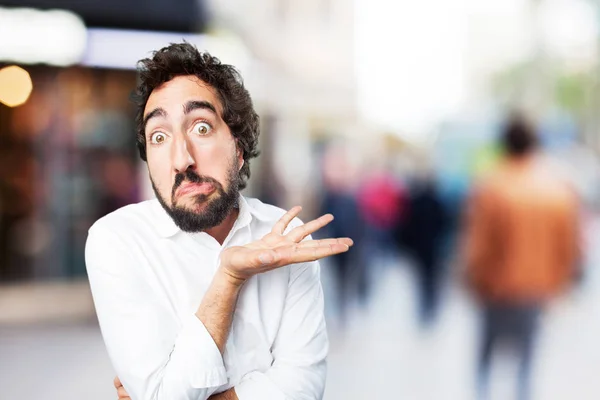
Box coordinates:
[189,201,210,214]
[177,194,213,211]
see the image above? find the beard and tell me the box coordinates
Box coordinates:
[151,161,240,233]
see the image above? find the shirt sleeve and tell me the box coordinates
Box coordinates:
[234,260,328,400]
[85,225,228,400]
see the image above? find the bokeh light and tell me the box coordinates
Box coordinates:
[0,65,33,107]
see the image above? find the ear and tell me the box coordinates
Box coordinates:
[236,147,244,170]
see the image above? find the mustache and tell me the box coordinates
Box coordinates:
[172,170,222,199]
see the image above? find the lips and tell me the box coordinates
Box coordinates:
[176,182,215,198]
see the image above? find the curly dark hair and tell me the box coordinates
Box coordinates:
[133,42,260,190]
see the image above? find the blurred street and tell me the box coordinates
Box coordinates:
[2,1,600,399]
[2,215,600,400]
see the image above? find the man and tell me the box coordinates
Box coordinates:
[463,113,580,400]
[85,43,353,400]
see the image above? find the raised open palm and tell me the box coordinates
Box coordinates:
[220,206,353,283]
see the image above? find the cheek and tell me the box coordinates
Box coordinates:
[147,151,173,197]
[192,140,236,177]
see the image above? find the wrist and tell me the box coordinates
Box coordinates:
[215,266,247,289]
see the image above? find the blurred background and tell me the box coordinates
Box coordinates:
[1,0,600,399]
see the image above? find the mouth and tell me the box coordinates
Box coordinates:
[175,182,216,198]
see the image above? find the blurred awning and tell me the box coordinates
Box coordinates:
[0,0,208,32]
[82,28,253,73]
[0,6,252,70]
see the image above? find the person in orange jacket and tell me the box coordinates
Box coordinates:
[463,113,581,400]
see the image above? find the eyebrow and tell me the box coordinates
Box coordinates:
[142,107,167,132]
[142,100,218,134]
[183,100,217,116]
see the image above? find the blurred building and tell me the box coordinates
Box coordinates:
[0,0,208,32]
[0,0,361,284]
[3,2,600,400]
[207,0,359,210]
[0,1,217,284]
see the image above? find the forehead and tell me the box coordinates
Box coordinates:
[144,75,222,116]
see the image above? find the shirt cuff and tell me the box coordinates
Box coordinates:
[173,313,228,388]
[235,371,287,400]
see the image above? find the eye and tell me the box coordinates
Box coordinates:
[150,131,166,144]
[192,121,212,136]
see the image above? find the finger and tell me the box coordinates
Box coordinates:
[117,385,129,398]
[274,242,351,265]
[244,241,352,275]
[235,238,352,271]
[292,242,351,262]
[286,214,333,242]
[271,206,302,235]
[114,376,122,389]
[296,238,354,248]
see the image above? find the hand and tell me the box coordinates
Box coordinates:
[208,387,238,399]
[114,376,130,399]
[219,206,353,285]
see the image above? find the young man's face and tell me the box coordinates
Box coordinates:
[143,75,243,232]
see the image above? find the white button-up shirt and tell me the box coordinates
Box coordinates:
[85,196,328,400]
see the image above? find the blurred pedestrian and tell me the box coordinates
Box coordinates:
[319,143,365,325]
[463,113,580,400]
[357,165,406,265]
[320,187,363,323]
[396,175,447,327]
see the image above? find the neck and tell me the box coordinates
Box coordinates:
[205,207,239,245]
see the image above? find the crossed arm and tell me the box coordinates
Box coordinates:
[115,377,237,399]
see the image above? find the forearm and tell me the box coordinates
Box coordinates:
[195,269,244,353]
[138,271,241,398]
[208,388,238,400]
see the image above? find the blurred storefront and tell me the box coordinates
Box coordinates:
[0,1,216,283]
[0,66,138,281]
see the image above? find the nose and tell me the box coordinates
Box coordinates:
[171,135,196,174]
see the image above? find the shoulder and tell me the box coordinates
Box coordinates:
[86,200,164,258]
[89,200,158,237]
[85,200,162,278]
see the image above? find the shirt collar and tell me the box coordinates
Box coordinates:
[151,194,253,239]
